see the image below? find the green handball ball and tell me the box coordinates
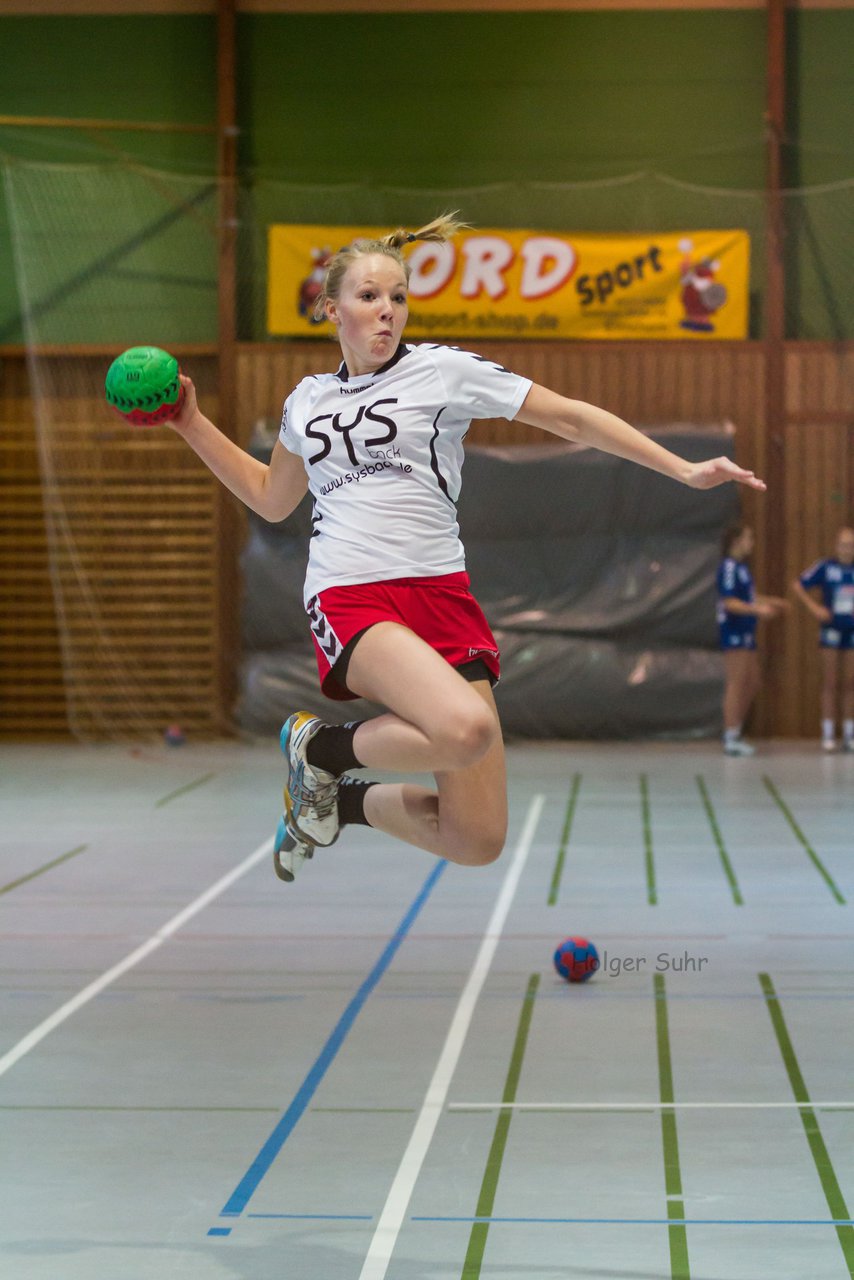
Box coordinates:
[105,346,184,426]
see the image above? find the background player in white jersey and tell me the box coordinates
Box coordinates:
[167,213,767,881]
[791,526,854,751]
[716,523,788,756]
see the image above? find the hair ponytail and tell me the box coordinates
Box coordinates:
[379,212,470,253]
[313,211,469,322]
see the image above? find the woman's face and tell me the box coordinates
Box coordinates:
[836,527,854,564]
[733,526,754,558]
[326,253,409,375]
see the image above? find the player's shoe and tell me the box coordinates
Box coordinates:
[723,738,755,757]
[843,739,854,754]
[272,811,314,883]
[280,712,341,847]
[822,737,837,753]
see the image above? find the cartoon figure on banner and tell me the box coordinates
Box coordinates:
[298,247,334,321]
[678,238,728,333]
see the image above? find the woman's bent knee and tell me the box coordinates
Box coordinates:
[442,824,507,867]
[434,702,497,770]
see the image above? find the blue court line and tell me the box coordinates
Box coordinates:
[212,859,446,1224]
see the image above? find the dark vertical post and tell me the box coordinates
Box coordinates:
[761,0,787,736]
[216,0,239,731]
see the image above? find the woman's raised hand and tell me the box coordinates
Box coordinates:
[684,456,767,491]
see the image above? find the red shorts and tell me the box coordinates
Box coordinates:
[306,571,500,701]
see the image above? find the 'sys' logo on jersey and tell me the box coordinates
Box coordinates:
[305,397,399,467]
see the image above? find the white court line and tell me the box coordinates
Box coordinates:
[358,793,545,1280]
[0,837,273,1079]
[448,1101,854,1111]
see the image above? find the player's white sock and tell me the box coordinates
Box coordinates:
[723,727,740,746]
[822,718,835,744]
[843,718,854,745]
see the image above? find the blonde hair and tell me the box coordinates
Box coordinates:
[313,212,469,323]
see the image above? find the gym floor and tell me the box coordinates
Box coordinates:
[1,738,852,1280]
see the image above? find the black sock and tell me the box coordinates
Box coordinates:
[338,777,376,828]
[306,721,364,776]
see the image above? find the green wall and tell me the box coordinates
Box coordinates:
[0,14,216,342]
[239,11,765,188]
[785,11,854,338]
[0,9,852,343]
[0,15,216,159]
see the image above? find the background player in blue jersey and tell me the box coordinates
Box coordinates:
[717,523,788,756]
[170,215,768,879]
[791,526,854,751]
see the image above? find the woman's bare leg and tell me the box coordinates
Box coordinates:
[361,684,507,865]
[723,650,753,732]
[342,624,507,865]
[821,648,839,723]
[840,650,854,747]
[842,651,854,717]
[741,650,761,724]
[346,622,498,772]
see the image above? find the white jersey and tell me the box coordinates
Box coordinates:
[279,343,532,603]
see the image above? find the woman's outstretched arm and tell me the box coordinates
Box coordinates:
[515,384,766,493]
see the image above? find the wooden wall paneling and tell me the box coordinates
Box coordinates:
[0,353,224,739]
[779,418,800,735]
[0,355,69,735]
[805,421,832,725]
[806,422,826,731]
[234,338,770,453]
[779,339,854,733]
[5,341,853,737]
[785,422,814,734]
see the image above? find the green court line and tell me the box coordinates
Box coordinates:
[760,973,854,1275]
[461,974,540,1280]
[762,776,846,904]
[641,775,658,905]
[547,773,581,905]
[0,845,88,896]
[695,776,744,905]
[155,772,216,808]
[654,973,690,1280]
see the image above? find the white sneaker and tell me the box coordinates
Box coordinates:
[723,738,755,757]
[280,712,340,847]
[842,739,854,754]
[822,738,837,753]
[272,810,314,883]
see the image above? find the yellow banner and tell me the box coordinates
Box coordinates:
[268,225,750,341]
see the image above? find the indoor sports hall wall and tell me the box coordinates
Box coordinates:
[3,6,854,340]
[3,339,850,740]
[1,3,852,741]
